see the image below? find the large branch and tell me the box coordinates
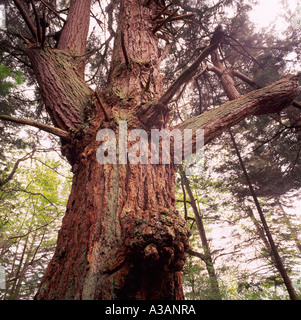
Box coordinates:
[0,115,71,141]
[57,0,92,76]
[176,75,300,146]
[139,39,223,124]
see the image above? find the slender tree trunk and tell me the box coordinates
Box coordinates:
[180,170,222,300]
[229,131,299,300]
[210,48,299,300]
[245,206,277,265]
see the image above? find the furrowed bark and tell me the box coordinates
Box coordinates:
[106,0,164,106]
[35,0,190,300]
[23,0,93,131]
[27,48,92,131]
[36,156,189,300]
[57,0,92,76]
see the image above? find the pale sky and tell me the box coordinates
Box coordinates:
[249,0,300,30]
[249,0,282,28]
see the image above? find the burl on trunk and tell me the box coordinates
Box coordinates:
[34,0,189,300]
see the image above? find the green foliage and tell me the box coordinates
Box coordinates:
[0,150,72,300]
[0,65,25,97]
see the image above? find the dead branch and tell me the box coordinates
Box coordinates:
[225,34,264,69]
[158,38,223,106]
[0,115,71,141]
[39,0,67,23]
[153,9,178,34]
[13,0,38,42]
[30,0,42,43]
[152,0,176,21]
[167,13,195,22]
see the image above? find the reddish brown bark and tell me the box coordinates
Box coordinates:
[34,0,190,300]
[26,48,91,131]
[176,75,299,148]
[8,0,299,300]
[57,0,91,76]
[36,138,189,299]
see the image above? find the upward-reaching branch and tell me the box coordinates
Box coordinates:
[57,0,92,76]
[13,0,38,42]
[140,35,224,124]
[159,39,223,106]
[176,75,300,147]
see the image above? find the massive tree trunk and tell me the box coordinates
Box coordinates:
[8,1,299,300]
[32,0,189,300]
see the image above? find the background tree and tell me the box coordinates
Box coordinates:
[174,1,301,299]
[0,151,71,300]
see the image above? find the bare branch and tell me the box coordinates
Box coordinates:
[164,13,195,22]
[232,69,261,89]
[30,0,42,43]
[225,34,264,69]
[159,40,223,106]
[0,150,35,187]
[187,248,206,261]
[13,0,38,42]
[39,0,67,23]
[207,64,223,77]
[0,115,71,141]
[153,9,178,34]
[152,0,176,21]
